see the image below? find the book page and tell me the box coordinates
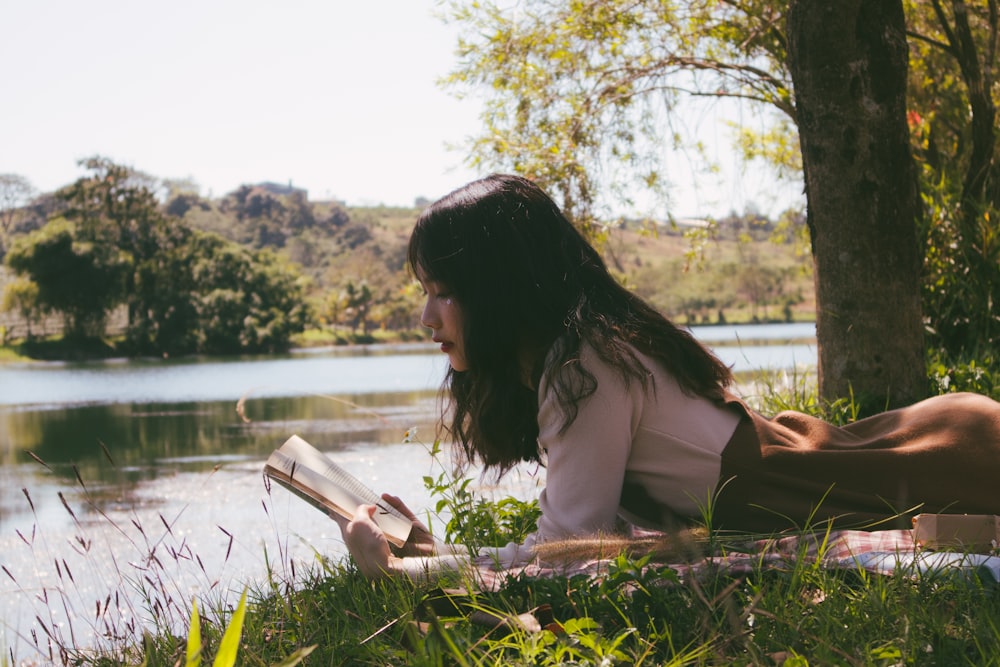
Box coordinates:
[264,435,413,547]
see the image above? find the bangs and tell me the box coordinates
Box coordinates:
[406,220,435,280]
[407,212,467,290]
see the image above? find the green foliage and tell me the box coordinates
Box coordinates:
[181,233,310,355]
[236,560,422,666]
[628,220,813,325]
[442,0,792,225]
[211,185,354,252]
[901,2,1000,366]
[5,216,128,338]
[444,0,999,399]
[732,116,803,179]
[907,1,1000,359]
[212,590,247,667]
[67,537,1000,665]
[423,441,541,553]
[750,350,1000,423]
[905,1,998,211]
[334,280,375,335]
[51,420,1000,665]
[0,173,36,258]
[928,353,999,400]
[919,179,1000,360]
[3,156,820,356]
[185,598,202,667]
[0,275,41,338]
[751,369,865,426]
[186,193,424,340]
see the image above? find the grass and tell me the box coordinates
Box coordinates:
[0,326,431,364]
[0,334,119,363]
[83,528,1000,666]
[4,365,1000,666]
[0,345,30,363]
[290,326,430,349]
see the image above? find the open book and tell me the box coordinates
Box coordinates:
[264,434,413,548]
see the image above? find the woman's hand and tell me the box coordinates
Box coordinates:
[380,493,438,557]
[342,504,398,578]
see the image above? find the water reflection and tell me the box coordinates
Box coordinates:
[1,390,438,476]
[0,389,440,539]
[0,331,816,526]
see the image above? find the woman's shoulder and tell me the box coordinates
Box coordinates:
[539,335,661,399]
[540,335,618,381]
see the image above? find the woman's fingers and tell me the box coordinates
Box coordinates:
[328,509,350,532]
[344,504,392,578]
[381,493,438,557]
[381,493,419,521]
[381,493,432,535]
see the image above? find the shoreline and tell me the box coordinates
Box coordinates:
[0,318,817,365]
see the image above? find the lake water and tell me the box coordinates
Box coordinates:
[0,322,814,661]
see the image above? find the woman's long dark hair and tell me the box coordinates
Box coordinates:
[408,174,733,474]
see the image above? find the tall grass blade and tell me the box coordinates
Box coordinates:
[269,644,317,667]
[213,589,247,667]
[185,598,202,667]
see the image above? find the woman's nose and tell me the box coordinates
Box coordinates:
[420,300,437,329]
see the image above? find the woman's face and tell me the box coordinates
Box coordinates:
[418,275,468,372]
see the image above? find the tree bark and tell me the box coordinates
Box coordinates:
[787,0,927,409]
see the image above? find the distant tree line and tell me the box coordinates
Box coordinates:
[0,157,436,356]
[2,157,820,358]
[621,209,812,326]
[1,158,310,356]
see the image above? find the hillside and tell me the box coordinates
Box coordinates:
[0,185,814,346]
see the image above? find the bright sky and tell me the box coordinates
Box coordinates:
[1,1,802,217]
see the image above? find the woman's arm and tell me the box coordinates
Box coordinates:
[533,345,641,540]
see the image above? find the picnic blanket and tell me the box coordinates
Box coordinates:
[470,529,1000,591]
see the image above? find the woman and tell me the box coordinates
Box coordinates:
[339,174,1000,579]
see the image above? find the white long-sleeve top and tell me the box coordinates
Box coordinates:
[536,342,740,532]
[477,342,741,569]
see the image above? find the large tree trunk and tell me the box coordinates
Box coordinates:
[787,0,927,409]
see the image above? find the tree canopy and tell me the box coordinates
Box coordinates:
[0,173,36,259]
[6,217,128,339]
[442,0,793,224]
